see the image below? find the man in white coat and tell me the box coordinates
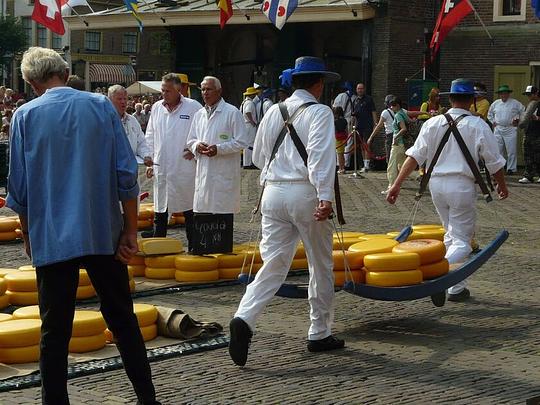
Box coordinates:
[187,76,249,217]
[143,74,202,248]
[240,86,259,168]
[228,57,345,368]
[487,85,525,174]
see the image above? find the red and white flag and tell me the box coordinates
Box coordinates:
[32,0,65,35]
[60,0,91,11]
[430,0,473,61]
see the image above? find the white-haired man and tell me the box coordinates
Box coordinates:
[108,85,152,166]
[6,47,159,404]
[133,102,148,131]
[144,73,202,247]
[187,76,249,221]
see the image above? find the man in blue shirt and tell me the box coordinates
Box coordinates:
[7,47,159,405]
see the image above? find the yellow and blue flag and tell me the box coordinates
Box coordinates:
[124,0,143,31]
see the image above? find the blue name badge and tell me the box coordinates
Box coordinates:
[179,115,190,120]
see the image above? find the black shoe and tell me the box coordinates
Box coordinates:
[141,230,154,238]
[447,288,471,302]
[307,335,345,353]
[228,317,253,366]
[507,170,514,175]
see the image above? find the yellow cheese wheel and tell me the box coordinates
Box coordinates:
[69,333,106,353]
[332,237,365,250]
[171,212,184,217]
[365,270,423,287]
[0,268,18,278]
[358,234,395,241]
[128,255,146,266]
[0,232,18,242]
[6,290,38,306]
[129,264,146,277]
[175,270,219,283]
[129,279,136,292]
[104,328,113,343]
[412,224,442,231]
[409,228,445,241]
[0,319,41,347]
[218,267,242,279]
[133,303,158,327]
[137,219,153,230]
[175,216,185,225]
[334,270,364,286]
[76,285,96,300]
[144,267,176,280]
[18,265,35,272]
[392,239,446,265]
[363,252,421,272]
[145,254,179,269]
[294,244,306,259]
[0,294,9,309]
[140,323,158,342]
[333,231,364,239]
[0,279,6,295]
[78,270,91,287]
[0,313,12,322]
[0,219,19,232]
[332,250,364,271]
[138,237,183,255]
[0,344,40,364]
[174,255,218,272]
[138,208,154,220]
[420,259,449,280]
[127,266,134,280]
[4,272,37,293]
[72,311,106,337]
[290,258,308,270]
[386,231,400,238]
[12,305,39,319]
[348,239,399,255]
[231,246,263,263]
[167,217,176,226]
[212,253,245,269]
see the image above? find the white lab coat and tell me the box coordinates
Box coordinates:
[240,98,257,167]
[145,97,203,213]
[187,98,249,214]
[121,113,151,164]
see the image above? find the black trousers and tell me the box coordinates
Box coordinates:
[523,134,540,179]
[154,209,194,252]
[36,255,158,405]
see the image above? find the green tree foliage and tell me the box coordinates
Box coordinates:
[0,16,27,70]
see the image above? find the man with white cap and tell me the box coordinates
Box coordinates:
[518,85,540,183]
[240,86,259,168]
[228,56,345,367]
[487,85,525,174]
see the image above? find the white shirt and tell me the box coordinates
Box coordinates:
[332,91,357,120]
[407,108,506,180]
[254,89,336,202]
[381,108,395,134]
[487,98,525,134]
[240,98,257,127]
[121,113,151,163]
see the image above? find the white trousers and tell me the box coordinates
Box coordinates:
[234,182,335,340]
[494,128,517,172]
[243,147,253,167]
[430,176,477,295]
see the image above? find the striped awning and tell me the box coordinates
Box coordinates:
[88,63,136,85]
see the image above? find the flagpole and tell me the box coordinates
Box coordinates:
[65,3,89,26]
[465,0,493,42]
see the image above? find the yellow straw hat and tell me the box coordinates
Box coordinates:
[243,86,259,96]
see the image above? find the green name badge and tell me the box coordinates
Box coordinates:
[219,133,230,140]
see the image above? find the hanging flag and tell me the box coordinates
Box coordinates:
[218,0,233,28]
[533,0,540,18]
[262,0,298,30]
[124,0,144,32]
[430,0,473,61]
[32,0,65,35]
[59,0,90,9]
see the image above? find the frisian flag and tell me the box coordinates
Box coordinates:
[430,0,473,61]
[262,0,298,30]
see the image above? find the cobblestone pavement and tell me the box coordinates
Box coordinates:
[1,170,539,404]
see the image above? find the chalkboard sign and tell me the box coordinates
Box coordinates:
[191,213,234,254]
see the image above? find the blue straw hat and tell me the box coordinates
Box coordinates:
[440,78,475,95]
[281,56,340,87]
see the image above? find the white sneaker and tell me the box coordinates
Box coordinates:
[537,178,540,183]
[381,189,389,194]
[518,177,532,184]
[359,167,368,173]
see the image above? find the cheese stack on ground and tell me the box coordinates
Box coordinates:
[0,217,21,242]
[0,314,12,322]
[386,224,445,242]
[144,254,179,280]
[77,269,97,300]
[232,245,263,275]
[128,254,147,277]
[0,319,41,364]
[332,232,365,250]
[358,234,395,242]
[105,303,158,343]
[392,239,449,280]
[212,253,247,280]
[174,255,219,282]
[290,243,307,271]
[172,212,185,225]
[0,278,9,309]
[137,206,154,230]
[363,252,423,287]
[332,250,365,286]
[139,238,183,279]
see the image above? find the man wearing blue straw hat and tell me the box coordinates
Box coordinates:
[229,57,345,367]
[386,79,508,302]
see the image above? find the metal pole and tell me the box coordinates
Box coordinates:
[348,127,364,179]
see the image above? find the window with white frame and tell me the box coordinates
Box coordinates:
[493,0,526,21]
[52,33,62,50]
[85,31,101,52]
[122,33,138,53]
[21,17,33,47]
[37,25,47,48]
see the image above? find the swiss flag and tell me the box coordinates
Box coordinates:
[430,0,473,61]
[32,0,65,35]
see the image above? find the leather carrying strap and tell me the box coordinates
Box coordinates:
[416,113,493,203]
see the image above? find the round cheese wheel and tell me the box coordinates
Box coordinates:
[0,232,18,242]
[212,253,245,269]
[0,268,18,278]
[0,294,9,309]
[363,252,421,272]
[12,305,40,319]
[0,279,7,295]
[140,323,158,342]
[144,267,176,280]
[332,231,364,239]
[420,259,449,280]
[386,231,400,238]
[138,208,154,220]
[334,270,364,286]
[409,228,445,241]
[129,279,136,292]
[218,267,242,280]
[69,333,106,353]
[0,344,40,364]
[72,311,106,337]
[5,272,38,292]
[133,303,158,327]
[6,290,38,306]
[0,313,12,322]
[128,264,146,277]
[412,224,442,231]
[171,212,184,217]
[348,239,399,255]
[294,245,306,259]
[175,269,219,283]
[392,239,446,265]
[174,255,218,272]
[332,250,364,271]
[145,254,179,269]
[127,266,134,280]
[358,234,395,241]
[231,247,263,263]
[290,258,308,270]
[137,219,153,230]
[76,285,96,300]
[332,237,365,250]
[365,270,423,287]
[78,270,91,287]
[0,219,19,233]
[128,255,146,266]
[175,216,186,225]
[18,265,35,272]
[0,319,41,347]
